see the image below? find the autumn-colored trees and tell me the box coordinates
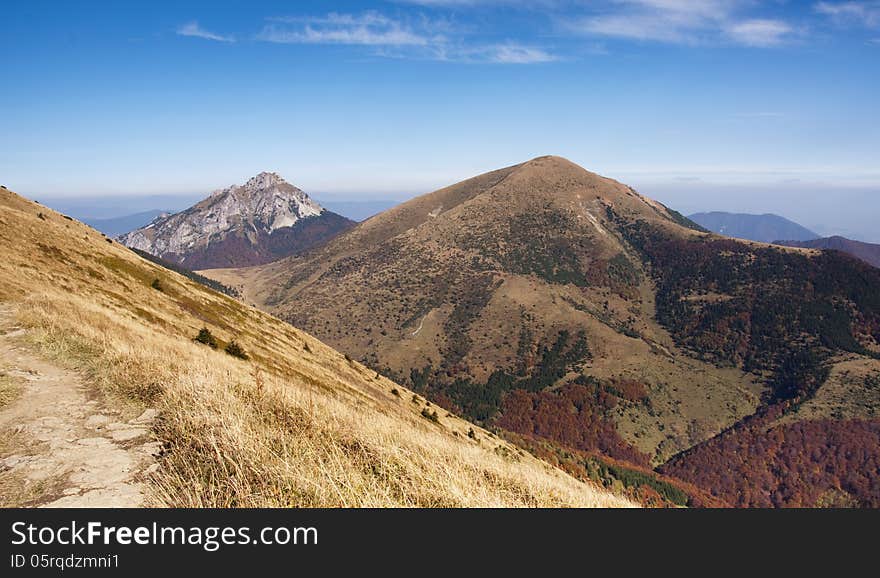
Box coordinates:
[661,415,880,507]
[497,384,650,466]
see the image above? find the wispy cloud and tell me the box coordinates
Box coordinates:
[258,12,556,64]
[177,21,235,43]
[567,0,797,47]
[260,13,431,46]
[394,0,544,5]
[815,1,880,28]
[484,44,556,63]
[725,19,794,47]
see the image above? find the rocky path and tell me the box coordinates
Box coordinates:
[0,307,159,507]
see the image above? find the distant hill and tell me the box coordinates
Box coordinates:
[119,172,355,269]
[83,210,168,237]
[320,200,400,222]
[689,211,818,243]
[776,236,880,269]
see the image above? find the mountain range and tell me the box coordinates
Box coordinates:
[119,172,354,269]
[688,211,818,243]
[204,156,880,508]
[83,210,169,237]
[775,236,880,269]
[690,211,880,270]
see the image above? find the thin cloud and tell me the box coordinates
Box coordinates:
[260,12,430,46]
[568,0,796,47]
[815,1,880,27]
[177,21,235,43]
[454,43,557,63]
[258,12,556,64]
[487,44,556,63]
[394,0,548,5]
[725,19,794,47]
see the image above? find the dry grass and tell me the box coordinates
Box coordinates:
[18,293,632,507]
[0,469,68,508]
[0,373,22,409]
[0,187,634,508]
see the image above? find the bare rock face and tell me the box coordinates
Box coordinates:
[119,172,353,269]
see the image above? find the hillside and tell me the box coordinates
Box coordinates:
[775,236,880,269]
[0,185,633,508]
[206,156,880,507]
[689,211,818,243]
[119,172,354,269]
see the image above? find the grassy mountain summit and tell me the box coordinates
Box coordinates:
[0,184,633,507]
[205,156,880,507]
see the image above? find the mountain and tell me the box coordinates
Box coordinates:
[119,172,355,269]
[775,236,880,269]
[83,210,168,237]
[320,200,401,222]
[0,183,633,508]
[689,211,818,243]
[34,194,203,221]
[205,156,880,508]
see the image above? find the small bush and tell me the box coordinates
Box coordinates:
[303,342,312,353]
[225,340,249,360]
[468,428,477,440]
[150,278,163,291]
[421,408,440,423]
[391,388,400,397]
[37,212,46,221]
[194,327,217,349]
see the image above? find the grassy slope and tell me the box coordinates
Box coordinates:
[0,187,633,507]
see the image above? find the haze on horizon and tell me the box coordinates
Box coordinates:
[3,1,878,240]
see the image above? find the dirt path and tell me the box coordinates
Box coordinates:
[411,314,426,337]
[0,308,159,507]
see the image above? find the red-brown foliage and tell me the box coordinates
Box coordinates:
[496,384,650,466]
[505,431,727,508]
[606,378,648,403]
[660,415,880,508]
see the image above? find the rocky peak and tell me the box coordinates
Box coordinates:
[243,171,283,191]
[120,171,329,260]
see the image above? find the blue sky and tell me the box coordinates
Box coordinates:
[2,1,879,238]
